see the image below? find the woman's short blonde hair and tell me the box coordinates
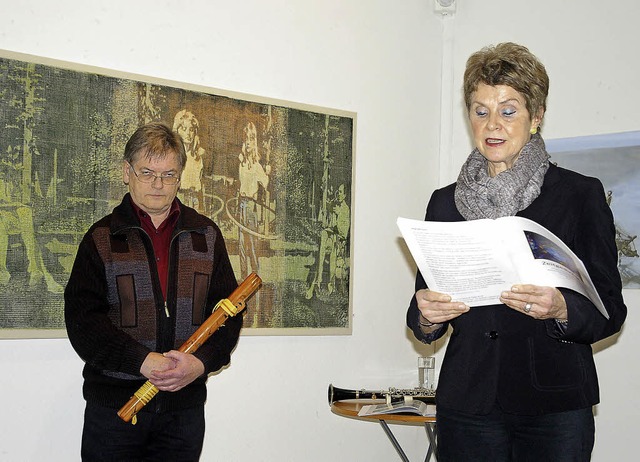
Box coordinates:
[463,42,549,120]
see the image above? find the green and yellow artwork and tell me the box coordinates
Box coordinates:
[0,51,355,337]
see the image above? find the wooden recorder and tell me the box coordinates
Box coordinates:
[117,272,262,424]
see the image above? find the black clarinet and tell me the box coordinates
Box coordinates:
[328,384,436,405]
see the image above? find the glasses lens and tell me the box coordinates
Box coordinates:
[137,174,155,183]
[162,177,179,185]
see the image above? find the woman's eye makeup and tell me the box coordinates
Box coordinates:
[472,104,518,118]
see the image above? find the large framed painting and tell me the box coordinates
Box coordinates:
[547,131,639,288]
[0,50,355,338]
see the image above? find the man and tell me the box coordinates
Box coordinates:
[306,184,350,299]
[65,122,242,461]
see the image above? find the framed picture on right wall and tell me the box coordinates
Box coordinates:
[547,130,640,288]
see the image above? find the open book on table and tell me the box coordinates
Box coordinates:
[358,399,436,417]
[397,216,608,319]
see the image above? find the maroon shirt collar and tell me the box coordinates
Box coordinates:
[129,197,181,232]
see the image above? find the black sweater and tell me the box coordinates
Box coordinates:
[65,194,242,412]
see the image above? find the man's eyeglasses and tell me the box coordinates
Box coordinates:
[128,163,181,185]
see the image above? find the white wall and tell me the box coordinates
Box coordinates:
[0,1,637,461]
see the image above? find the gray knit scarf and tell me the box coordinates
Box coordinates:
[454,133,550,220]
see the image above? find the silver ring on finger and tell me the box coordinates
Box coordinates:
[524,303,532,313]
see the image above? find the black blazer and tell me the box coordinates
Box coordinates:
[407,163,627,415]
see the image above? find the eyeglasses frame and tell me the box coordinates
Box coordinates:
[127,162,181,186]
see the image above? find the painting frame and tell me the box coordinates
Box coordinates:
[0,49,357,338]
[546,130,640,289]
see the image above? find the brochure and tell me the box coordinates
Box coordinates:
[357,399,436,417]
[397,216,608,318]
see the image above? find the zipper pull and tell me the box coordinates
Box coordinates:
[164,301,170,318]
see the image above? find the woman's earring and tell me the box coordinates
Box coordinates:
[530,127,538,135]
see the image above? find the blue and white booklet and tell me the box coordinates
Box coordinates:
[358,399,436,417]
[397,216,608,319]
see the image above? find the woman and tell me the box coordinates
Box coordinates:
[406,43,627,461]
[173,109,206,211]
